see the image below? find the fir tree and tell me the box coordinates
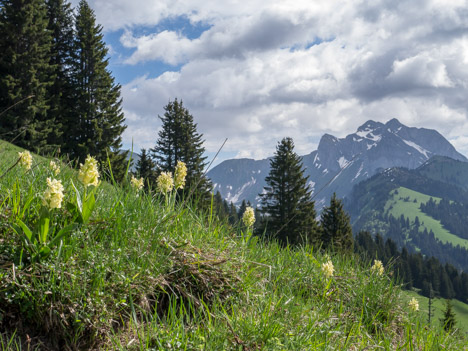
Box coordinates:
[135,148,156,189]
[228,203,238,225]
[238,200,247,219]
[0,0,53,152]
[151,98,211,199]
[213,191,228,221]
[440,299,456,332]
[320,193,354,252]
[45,0,75,150]
[67,0,127,179]
[259,137,319,246]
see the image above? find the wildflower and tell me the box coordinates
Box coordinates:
[42,178,64,209]
[157,172,174,193]
[131,175,144,191]
[242,207,255,227]
[50,160,60,175]
[371,260,384,276]
[408,297,419,312]
[174,161,187,189]
[321,260,334,278]
[18,151,32,170]
[78,155,99,187]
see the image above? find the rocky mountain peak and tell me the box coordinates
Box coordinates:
[385,118,403,130]
[208,119,467,210]
[356,120,384,133]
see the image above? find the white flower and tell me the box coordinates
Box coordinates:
[371,260,384,276]
[18,151,32,170]
[242,207,255,227]
[174,161,187,189]
[131,175,144,191]
[321,260,334,278]
[78,155,99,187]
[157,172,174,193]
[43,178,64,209]
[50,160,60,175]
[408,297,419,312]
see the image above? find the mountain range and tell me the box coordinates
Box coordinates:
[208,118,467,209]
[345,156,468,271]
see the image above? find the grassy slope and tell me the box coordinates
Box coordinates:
[0,141,467,350]
[403,290,468,333]
[384,186,468,249]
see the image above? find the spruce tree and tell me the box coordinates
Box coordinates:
[259,137,319,246]
[0,0,53,152]
[67,0,127,179]
[135,148,156,189]
[228,203,238,225]
[441,299,456,332]
[238,200,247,219]
[45,0,75,149]
[320,193,353,252]
[151,98,211,199]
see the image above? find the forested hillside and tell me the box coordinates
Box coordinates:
[347,157,468,274]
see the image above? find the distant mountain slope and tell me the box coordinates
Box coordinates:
[346,157,468,271]
[208,118,467,209]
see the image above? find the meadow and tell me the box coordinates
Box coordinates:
[0,141,466,350]
[385,187,468,249]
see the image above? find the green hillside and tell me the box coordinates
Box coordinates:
[385,187,468,249]
[0,141,466,350]
[403,290,468,333]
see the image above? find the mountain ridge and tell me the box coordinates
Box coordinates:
[208,119,467,209]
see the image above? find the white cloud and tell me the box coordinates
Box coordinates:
[75,0,468,160]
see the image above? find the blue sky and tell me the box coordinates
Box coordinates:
[74,0,468,165]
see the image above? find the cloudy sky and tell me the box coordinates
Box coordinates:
[74,0,468,164]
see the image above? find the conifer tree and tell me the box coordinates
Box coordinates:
[151,98,211,199]
[228,203,238,225]
[135,148,156,188]
[213,191,228,221]
[238,200,247,219]
[441,299,456,332]
[45,0,75,149]
[67,0,127,179]
[0,0,53,152]
[259,137,319,246]
[320,193,354,252]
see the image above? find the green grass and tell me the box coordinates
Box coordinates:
[403,290,468,333]
[385,186,468,249]
[0,141,467,350]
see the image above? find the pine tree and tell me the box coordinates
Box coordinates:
[238,200,247,219]
[259,137,319,246]
[45,0,75,150]
[440,299,456,332]
[0,0,53,152]
[67,0,127,179]
[135,148,156,188]
[320,193,354,252]
[151,98,211,199]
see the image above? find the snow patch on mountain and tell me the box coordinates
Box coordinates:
[226,177,257,203]
[207,118,467,210]
[353,163,364,181]
[402,139,430,158]
[338,156,348,169]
